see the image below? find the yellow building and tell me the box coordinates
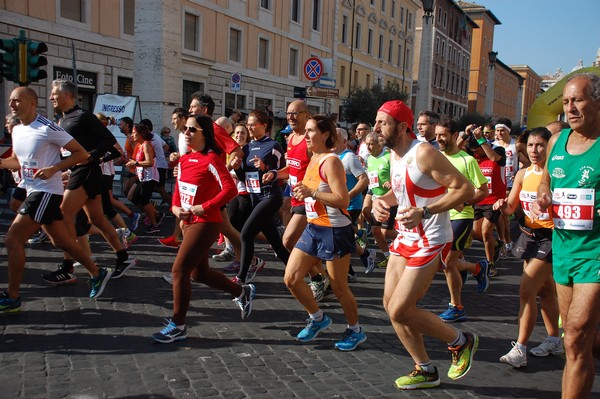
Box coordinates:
[1,0,422,127]
[510,65,542,127]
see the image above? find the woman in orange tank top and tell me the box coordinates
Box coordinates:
[284,115,366,352]
[493,127,562,368]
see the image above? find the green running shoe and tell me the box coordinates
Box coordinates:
[394,365,440,390]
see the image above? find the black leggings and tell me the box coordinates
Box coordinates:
[228,194,252,232]
[237,196,290,282]
[101,174,117,219]
[172,222,243,325]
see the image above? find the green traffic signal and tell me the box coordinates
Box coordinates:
[0,38,19,83]
[26,41,48,83]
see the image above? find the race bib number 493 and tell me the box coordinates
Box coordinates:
[552,188,595,230]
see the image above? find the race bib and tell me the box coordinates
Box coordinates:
[136,166,143,180]
[368,171,379,189]
[305,197,318,219]
[289,175,298,190]
[245,171,261,194]
[552,188,595,230]
[178,181,198,211]
[22,159,39,182]
[520,190,549,220]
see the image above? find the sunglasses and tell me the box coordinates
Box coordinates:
[185,126,199,133]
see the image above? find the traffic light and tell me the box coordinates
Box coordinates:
[24,40,48,84]
[0,38,19,83]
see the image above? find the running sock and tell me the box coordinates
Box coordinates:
[311,273,323,283]
[309,310,324,322]
[176,324,186,330]
[348,324,361,334]
[449,331,466,347]
[515,342,527,351]
[474,262,482,276]
[117,249,129,263]
[417,362,436,373]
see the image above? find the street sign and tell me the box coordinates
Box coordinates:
[230,72,241,92]
[305,86,339,99]
[303,57,323,82]
[318,77,336,88]
[293,86,307,98]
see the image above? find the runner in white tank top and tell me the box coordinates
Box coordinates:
[371,100,479,390]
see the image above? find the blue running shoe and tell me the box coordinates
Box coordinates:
[129,212,141,232]
[89,268,112,299]
[475,260,490,293]
[0,292,21,313]
[296,315,332,342]
[152,319,187,343]
[439,303,467,323]
[334,327,367,351]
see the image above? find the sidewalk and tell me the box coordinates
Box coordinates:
[0,211,598,398]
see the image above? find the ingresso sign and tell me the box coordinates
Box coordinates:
[53,67,97,91]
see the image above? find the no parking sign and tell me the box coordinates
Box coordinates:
[303,57,323,82]
[231,73,241,92]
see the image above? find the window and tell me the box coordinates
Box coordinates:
[342,15,348,44]
[258,37,269,70]
[61,0,83,22]
[405,46,411,69]
[366,74,371,88]
[183,80,204,108]
[400,7,404,24]
[226,93,246,110]
[123,0,135,36]
[184,12,199,51]
[289,48,299,76]
[391,0,396,18]
[340,65,346,88]
[378,34,384,59]
[260,0,271,10]
[381,0,386,13]
[367,28,373,54]
[291,0,301,23]
[229,28,242,62]
[408,12,412,29]
[118,76,133,96]
[353,70,359,87]
[397,43,403,67]
[355,22,361,49]
[311,0,320,31]
[388,39,393,63]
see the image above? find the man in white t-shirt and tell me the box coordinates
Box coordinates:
[0,87,112,313]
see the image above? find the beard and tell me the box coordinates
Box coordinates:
[384,132,401,149]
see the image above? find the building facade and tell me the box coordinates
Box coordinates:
[457,0,500,115]
[510,65,542,127]
[411,0,475,118]
[1,0,421,129]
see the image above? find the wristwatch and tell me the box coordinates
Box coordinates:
[422,206,432,219]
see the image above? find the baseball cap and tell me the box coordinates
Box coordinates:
[281,124,293,134]
[378,100,416,139]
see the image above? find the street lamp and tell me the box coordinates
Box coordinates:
[484,51,498,116]
[415,0,435,114]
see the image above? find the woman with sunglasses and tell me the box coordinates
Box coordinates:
[152,115,255,344]
[230,109,290,283]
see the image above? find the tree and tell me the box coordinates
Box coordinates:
[341,82,408,123]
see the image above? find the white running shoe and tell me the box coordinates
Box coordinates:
[500,342,527,368]
[530,337,564,357]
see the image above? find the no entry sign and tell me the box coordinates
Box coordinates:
[303,57,323,82]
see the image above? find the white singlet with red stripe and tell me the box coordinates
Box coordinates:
[390,140,452,249]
